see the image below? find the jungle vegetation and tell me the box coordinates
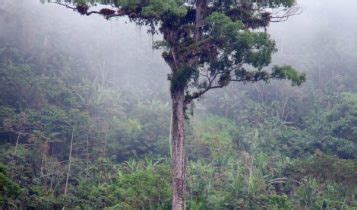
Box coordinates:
[0,0,356,209]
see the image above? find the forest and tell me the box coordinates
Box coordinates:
[0,0,356,209]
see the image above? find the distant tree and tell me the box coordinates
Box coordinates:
[47,0,305,208]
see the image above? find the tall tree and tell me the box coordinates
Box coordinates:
[48,0,305,209]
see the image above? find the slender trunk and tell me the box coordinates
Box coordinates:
[103,132,107,159]
[169,112,173,158]
[63,126,74,209]
[14,133,21,155]
[86,134,89,179]
[40,152,44,175]
[50,175,54,194]
[171,88,186,210]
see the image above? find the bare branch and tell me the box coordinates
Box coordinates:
[270,6,302,22]
[53,2,124,20]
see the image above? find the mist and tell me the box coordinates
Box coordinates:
[0,0,356,209]
[1,0,356,96]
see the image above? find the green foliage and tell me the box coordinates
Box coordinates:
[206,12,245,38]
[112,160,171,209]
[170,65,198,92]
[0,163,21,207]
[285,154,357,186]
[294,178,320,209]
[272,65,306,86]
[206,12,276,70]
[266,195,294,210]
[327,92,357,142]
[142,0,187,18]
[266,0,296,7]
[293,177,356,210]
[108,100,170,160]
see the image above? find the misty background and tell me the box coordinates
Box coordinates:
[1,0,356,98]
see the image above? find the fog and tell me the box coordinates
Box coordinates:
[1,0,356,99]
[0,1,356,208]
[270,0,357,91]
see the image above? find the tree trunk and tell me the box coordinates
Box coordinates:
[14,133,21,155]
[63,126,74,210]
[171,88,186,210]
[195,0,207,42]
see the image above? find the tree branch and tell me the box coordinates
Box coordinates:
[270,6,302,22]
[53,2,125,20]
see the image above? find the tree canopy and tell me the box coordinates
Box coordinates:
[51,0,305,106]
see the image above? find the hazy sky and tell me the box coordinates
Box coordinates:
[1,0,356,94]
